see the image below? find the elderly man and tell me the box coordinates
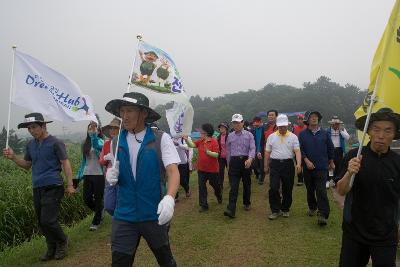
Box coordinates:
[337,108,400,267]
[3,113,74,261]
[298,110,334,226]
[224,114,255,218]
[105,92,180,267]
[327,115,350,187]
[264,114,301,219]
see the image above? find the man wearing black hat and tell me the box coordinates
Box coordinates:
[298,110,335,226]
[2,113,74,261]
[336,108,400,267]
[104,92,180,267]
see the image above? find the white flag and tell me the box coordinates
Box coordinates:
[130,41,193,135]
[11,50,97,123]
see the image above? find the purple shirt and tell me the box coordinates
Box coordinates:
[226,129,256,163]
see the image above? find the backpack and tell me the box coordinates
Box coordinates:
[103,129,165,216]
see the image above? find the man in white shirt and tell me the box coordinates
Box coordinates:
[327,116,350,187]
[172,135,191,199]
[264,114,302,220]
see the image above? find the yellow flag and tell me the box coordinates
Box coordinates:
[355,0,400,143]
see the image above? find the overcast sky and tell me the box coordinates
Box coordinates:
[0,0,395,135]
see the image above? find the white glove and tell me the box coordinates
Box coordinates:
[157,195,175,225]
[104,153,114,162]
[106,161,119,186]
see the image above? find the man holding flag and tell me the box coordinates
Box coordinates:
[337,1,400,265]
[3,113,74,261]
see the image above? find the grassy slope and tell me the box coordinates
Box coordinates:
[0,175,343,267]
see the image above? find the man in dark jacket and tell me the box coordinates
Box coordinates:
[250,116,266,185]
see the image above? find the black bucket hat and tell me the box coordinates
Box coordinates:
[355,108,400,139]
[105,92,161,123]
[18,113,53,129]
[303,110,322,125]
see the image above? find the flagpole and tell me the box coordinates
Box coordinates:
[112,118,122,169]
[349,77,379,187]
[6,46,17,149]
[126,35,143,93]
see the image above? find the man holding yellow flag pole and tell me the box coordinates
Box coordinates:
[336,1,400,266]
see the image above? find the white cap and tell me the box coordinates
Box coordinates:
[276,114,289,127]
[231,113,243,122]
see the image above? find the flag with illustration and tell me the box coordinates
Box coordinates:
[354,0,400,144]
[11,50,98,123]
[129,39,193,135]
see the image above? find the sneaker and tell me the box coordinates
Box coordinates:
[296,182,303,186]
[39,248,55,262]
[223,209,235,218]
[244,205,251,211]
[307,209,317,217]
[199,206,209,213]
[54,238,68,260]
[268,212,281,220]
[318,216,328,226]
[258,181,264,185]
[282,211,289,218]
[89,224,99,231]
[329,180,336,188]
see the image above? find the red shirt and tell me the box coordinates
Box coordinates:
[194,138,219,173]
[293,125,307,136]
[264,124,277,143]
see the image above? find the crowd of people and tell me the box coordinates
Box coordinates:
[2,91,400,266]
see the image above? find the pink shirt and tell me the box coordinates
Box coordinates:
[220,134,227,159]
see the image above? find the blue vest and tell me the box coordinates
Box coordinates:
[113,127,165,223]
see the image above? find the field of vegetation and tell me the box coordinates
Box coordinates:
[0,143,89,251]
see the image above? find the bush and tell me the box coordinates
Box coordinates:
[0,143,90,251]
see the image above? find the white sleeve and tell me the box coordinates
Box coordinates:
[161,133,181,167]
[292,134,300,150]
[340,128,350,141]
[265,135,273,152]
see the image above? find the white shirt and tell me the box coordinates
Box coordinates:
[173,136,190,164]
[127,128,180,179]
[265,131,300,159]
[330,127,350,148]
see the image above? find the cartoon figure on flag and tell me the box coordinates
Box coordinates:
[131,41,184,94]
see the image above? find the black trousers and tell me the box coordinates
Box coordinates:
[178,163,190,193]
[218,158,227,190]
[227,156,251,215]
[339,232,397,267]
[269,159,295,213]
[252,156,265,182]
[333,147,344,182]
[198,171,222,208]
[33,185,67,250]
[303,168,330,219]
[111,219,176,267]
[83,175,105,225]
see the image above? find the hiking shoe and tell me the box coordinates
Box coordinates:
[39,248,55,262]
[54,238,68,260]
[199,206,209,212]
[244,205,251,211]
[326,181,330,189]
[258,181,264,185]
[307,209,317,217]
[89,224,99,231]
[223,209,235,218]
[282,211,290,218]
[296,182,303,186]
[268,212,281,220]
[317,216,328,226]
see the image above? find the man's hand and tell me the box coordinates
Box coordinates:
[3,147,15,160]
[244,158,252,169]
[182,135,188,141]
[66,184,75,196]
[295,164,302,174]
[264,165,270,175]
[304,159,315,170]
[103,153,114,162]
[329,161,335,171]
[257,152,262,160]
[157,195,175,225]
[347,156,362,175]
[106,161,119,186]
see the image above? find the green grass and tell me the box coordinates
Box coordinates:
[0,174,344,267]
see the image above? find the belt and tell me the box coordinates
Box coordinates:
[271,158,293,163]
[231,155,248,160]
